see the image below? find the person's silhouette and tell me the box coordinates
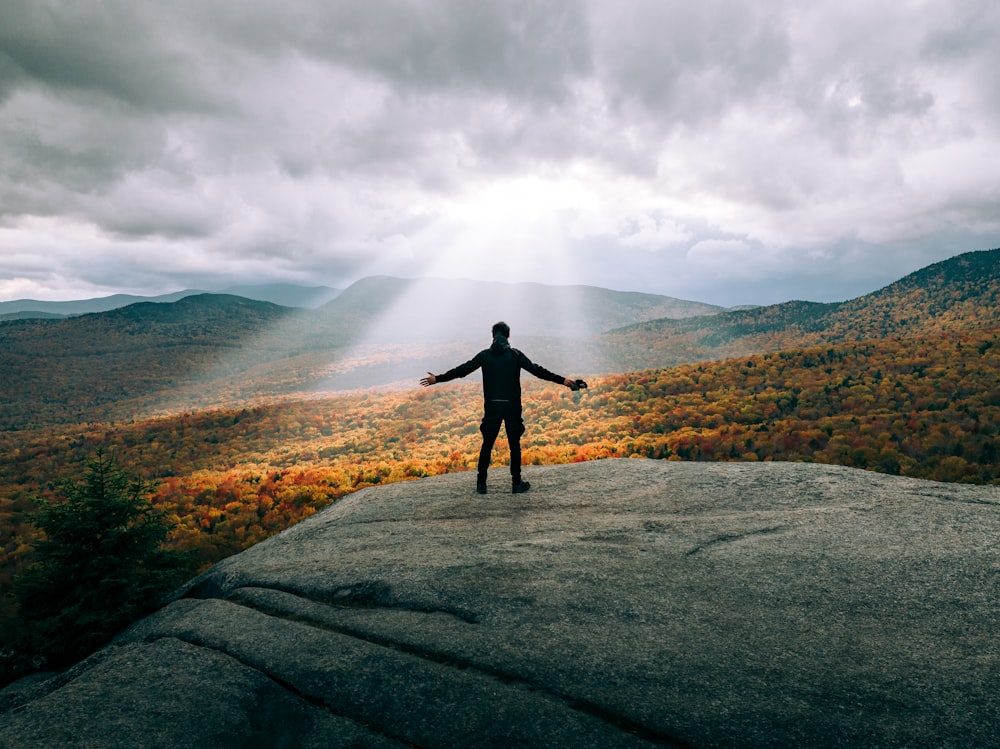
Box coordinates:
[420,321,586,494]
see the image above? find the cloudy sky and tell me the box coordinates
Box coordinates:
[1,1,998,307]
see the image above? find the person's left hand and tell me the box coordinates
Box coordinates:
[420,372,437,387]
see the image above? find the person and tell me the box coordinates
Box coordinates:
[420,321,586,495]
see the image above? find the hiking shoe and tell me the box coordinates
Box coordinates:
[476,481,488,495]
[511,480,531,494]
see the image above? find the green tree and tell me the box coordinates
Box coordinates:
[6,450,192,674]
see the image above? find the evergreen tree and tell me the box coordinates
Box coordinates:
[8,450,193,671]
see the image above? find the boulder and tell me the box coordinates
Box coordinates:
[2,459,998,747]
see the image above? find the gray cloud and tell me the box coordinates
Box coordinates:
[228,0,592,100]
[0,0,997,304]
[0,2,225,113]
[589,0,792,126]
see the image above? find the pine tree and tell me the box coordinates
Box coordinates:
[9,450,193,671]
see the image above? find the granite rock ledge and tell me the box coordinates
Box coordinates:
[1,459,998,748]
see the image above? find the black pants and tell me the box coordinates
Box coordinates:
[478,409,525,483]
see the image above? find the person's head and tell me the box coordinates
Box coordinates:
[492,321,510,339]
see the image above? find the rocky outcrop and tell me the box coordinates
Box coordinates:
[2,459,998,747]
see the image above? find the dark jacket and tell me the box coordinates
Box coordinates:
[435,334,565,412]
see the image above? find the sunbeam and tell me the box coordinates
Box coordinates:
[296,173,605,395]
[139,171,616,419]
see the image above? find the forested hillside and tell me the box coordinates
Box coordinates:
[3,250,996,432]
[0,295,312,429]
[1,251,995,430]
[603,248,1000,367]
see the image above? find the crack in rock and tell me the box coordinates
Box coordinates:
[159,634,422,748]
[185,577,480,625]
[686,525,787,556]
[223,585,691,748]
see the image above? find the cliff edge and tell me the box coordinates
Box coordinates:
[1,459,998,747]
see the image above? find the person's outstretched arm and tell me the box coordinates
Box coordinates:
[516,351,585,390]
[420,354,483,387]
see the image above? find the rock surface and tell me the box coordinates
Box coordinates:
[1,459,998,748]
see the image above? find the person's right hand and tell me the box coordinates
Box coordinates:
[420,372,437,387]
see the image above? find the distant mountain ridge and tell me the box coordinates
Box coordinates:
[217,283,341,309]
[0,283,341,320]
[0,290,210,319]
[601,247,1000,368]
[0,250,997,430]
[316,275,727,341]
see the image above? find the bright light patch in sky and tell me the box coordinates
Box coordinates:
[421,174,595,286]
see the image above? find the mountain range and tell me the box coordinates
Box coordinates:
[600,247,1000,368]
[1,248,997,430]
[0,283,342,320]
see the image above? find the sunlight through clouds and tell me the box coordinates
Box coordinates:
[344,177,595,349]
[425,175,593,285]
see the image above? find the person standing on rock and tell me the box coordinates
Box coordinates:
[420,321,586,495]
